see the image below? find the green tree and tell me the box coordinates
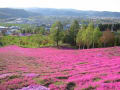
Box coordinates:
[50,21,63,47]
[92,27,102,48]
[1,30,7,36]
[34,26,45,35]
[82,23,94,49]
[76,24,86,49]
[69,20,79,45]
[39,26,45,35]
[76,30,83,49]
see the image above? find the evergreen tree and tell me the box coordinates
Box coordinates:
[69,20,79,45]
[50,21,63,47]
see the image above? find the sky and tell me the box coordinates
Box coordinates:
[0,0,120,12]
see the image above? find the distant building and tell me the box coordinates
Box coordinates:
[0,26,20,35]
[5,31,12,35]
[0,26,8,31]
[9,26,20,30]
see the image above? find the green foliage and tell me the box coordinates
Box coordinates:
[76,29,84,49]
[54,81,66,86]
[34,78,46,85]
[92,27,102,48]
[34,26,46,34]
[76,24,87,49]
[50,21,63,46]
[76,23,103,49]
[0,21,119,49]
[86,23,94,48]
[0,35,53,48]
[8,75,20,80]
[82,86,96,90]
[0,23,34,29]
[92,77,101,82]
[81,23,94,48]
[66,82,76,90]
[69,20,80,45]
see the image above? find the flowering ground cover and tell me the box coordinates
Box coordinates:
[0,45,120,90]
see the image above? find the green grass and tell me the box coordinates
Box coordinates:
[56,76,69,79]
[82,86,96,90]
[34,78,46,85]
[92,77,101,82]
[54,81,66,86]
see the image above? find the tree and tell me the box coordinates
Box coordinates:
[92,27,102,48]
[34,26,45,35]
[82,23,94,49]
[69,20,79,45]
[100,29,115,47]
[1,30,7,36]
[50,21,63,47]
[76,30,83,49]
[76,24,86,49]
[39,26,45,35]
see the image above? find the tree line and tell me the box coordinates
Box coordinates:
[98,23,120,32]
[0,20,120,49]
[50,20,119,49]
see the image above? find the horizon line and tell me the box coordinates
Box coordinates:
[0,7,120,13]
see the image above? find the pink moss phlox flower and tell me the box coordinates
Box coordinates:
[18,85,50,90]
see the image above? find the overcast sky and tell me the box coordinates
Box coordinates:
[0,0,119,12]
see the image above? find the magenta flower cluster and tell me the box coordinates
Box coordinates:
[0,45,120,90]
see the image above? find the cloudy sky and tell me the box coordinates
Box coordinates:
[0,0,119,12]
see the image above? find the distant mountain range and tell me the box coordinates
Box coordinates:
[25,8,120,18]
[1,8,120,19]
[0,8,30,18]
[0,8,40,19]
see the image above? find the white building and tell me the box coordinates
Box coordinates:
[0,26,8,31]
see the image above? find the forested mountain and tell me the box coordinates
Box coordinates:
[25,8,120,18]
[1,8,120,19]
[0,8,40,18]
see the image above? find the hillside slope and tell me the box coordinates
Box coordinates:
[25,8,120,17]
[0,46,120,89]
[0,8,40,18]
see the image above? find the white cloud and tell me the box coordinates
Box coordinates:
[0,0,120,12]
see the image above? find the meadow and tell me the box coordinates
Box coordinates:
[0,45,120,90]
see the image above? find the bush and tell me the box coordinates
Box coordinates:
[0,35,53,48]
